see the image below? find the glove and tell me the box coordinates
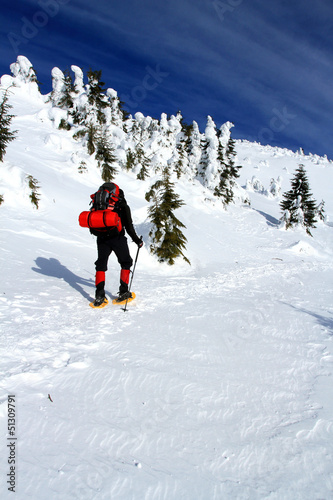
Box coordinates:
[136,236,143,248]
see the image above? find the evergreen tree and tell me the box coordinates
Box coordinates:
[107,92,129,124]
[225,137,241,181]
[74,69,111,157]
[179,114,194,159]
[86,123,98,155]
[145,167,190,265]
[214,137,241,206]
[0,193,3,205]
[58,118,71,131]
[57,69,76,109]
[78,160,87,174]
[174,138,187,179]
[197,138,209,180]
[280,164,318,236]
[124,149,136,171]
[136,145,150,180]
[0,87,17,162]
[87,69,108,125]
[26,175,40,209]
[186,121,202,179]
[118,98,130,121]
[95,130,117,182]
[183,122,194,155]
[316,200,326,222]
[213,142,228,198]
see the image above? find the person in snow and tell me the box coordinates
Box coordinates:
[90,182,143,307]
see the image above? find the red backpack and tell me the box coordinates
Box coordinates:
[78,183,122,234]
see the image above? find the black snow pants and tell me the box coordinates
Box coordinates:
[95,234,133,272]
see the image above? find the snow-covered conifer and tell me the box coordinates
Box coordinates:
[106,88,128,125]
[86,69,108,126]
[197,116,220,189]
[280,164,318,236]
[214,135,241,206]
[269,177,282,198]
[10,56,38,86]
[181,120,194,153]
[124,149,136,171]
[145,167,190,265]
[26,175,40,209]
[50,67,65,107]
[52,68,76,130]
[315,200,326,222]
[136,145,150,180]
[198,137,209,180]
[58,70,76,109]
[71,65,85,95]
[78,160,87,174]
[95,130,117,182]
[174,138,187,179]
[71,69,115,157]
[86,123,98,155]
[0,87,17,162]
[187,121,202,178]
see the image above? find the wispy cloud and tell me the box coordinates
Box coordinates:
[1,0,332,156]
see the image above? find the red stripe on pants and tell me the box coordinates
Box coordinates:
[120,269,130,284]
[95,271,105,286]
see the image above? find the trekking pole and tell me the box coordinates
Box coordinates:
[122,243,141,312]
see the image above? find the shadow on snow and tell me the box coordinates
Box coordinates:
[254,209,280,227]
[32,257,94,301]
[282,301,333,336]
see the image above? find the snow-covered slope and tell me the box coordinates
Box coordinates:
[0,61,333,500]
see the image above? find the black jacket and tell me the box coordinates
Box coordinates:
[114,190,141,244]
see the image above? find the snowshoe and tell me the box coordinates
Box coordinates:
[112,292,136,305]
[89,296,109,309]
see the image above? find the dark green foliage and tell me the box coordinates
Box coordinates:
[30,66,39,84]
[125,150,136,171]
[95,131,117,182]
[280,164,318,236]
[198,138,209,179]
[86,123,98,155]
[26,175,40,209]
[118,98,130,121]
[183,123,194,155]
[57,69,76,109]
[58,118,71,131]
[72,129,86,141]
[179,115,194,151]
[174,139,186,179]
[78,161,87,174]
[316,200,326,222]
[71,105,86,126]
[73,69,113,156]
[136,146,150,180]
[214,137,241,206]
[225,138,240,180]
[87,69,108,125]
[145,168,190,265]
[0,194,4,205]
[0,88,17,162]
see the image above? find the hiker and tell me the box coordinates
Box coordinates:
[88,182,143,307]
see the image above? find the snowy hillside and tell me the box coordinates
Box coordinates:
[0,57,333,500]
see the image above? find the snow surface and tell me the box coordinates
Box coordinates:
[1,71,333,500]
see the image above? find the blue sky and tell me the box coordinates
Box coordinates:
[1,0,332,158]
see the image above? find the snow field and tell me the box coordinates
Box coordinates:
[1,69,333,499]
[1,213,332,499]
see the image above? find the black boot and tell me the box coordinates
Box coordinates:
[116,290,133,302]
[93,284,107,307]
